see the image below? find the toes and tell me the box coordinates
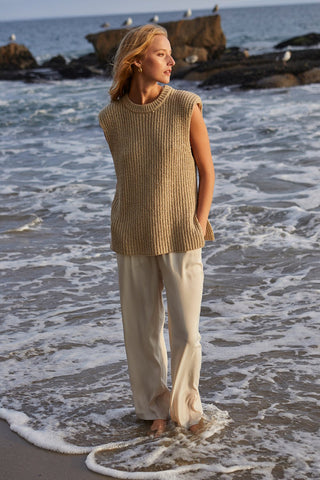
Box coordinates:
[150,419,166,437]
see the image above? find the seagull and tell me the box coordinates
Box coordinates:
[123,17,133,26]
[184,8,192,18]
[9,33,16,42]
[150,15,159,23]
[100,22,110,28]
[185,55,199,64]
[282,50,291,64]
[213,4,219,12]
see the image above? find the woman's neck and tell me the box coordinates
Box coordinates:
[128,82,163,105]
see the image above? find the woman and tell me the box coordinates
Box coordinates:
[99,24,215,436]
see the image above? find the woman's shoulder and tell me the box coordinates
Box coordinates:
[167,86,202,112]
[99,100,122,128]
[168,86,202,107]
[99,100,118,118]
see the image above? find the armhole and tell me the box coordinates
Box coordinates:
[196,99,203,113]
[99,110,111,144]
[189,96,203,132]
[98,110,105,129]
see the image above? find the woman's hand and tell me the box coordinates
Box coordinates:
[198,217,207,237]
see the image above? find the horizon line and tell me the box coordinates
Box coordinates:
[1,1,318,23]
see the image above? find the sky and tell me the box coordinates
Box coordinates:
[0,0,318,21]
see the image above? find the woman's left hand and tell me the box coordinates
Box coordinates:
[199,219,207,237]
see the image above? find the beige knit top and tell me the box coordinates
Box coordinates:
[99,85,214,255]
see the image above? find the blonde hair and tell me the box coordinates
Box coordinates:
[109,24,168,101]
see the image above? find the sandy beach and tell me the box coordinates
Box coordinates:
[0,420,112,480]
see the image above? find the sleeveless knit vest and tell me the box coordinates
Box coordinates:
[99,85,214,255]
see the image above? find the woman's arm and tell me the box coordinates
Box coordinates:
[190,104,215,236]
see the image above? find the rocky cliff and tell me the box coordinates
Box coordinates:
[86,15,226,75]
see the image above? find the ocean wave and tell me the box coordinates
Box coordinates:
[2,215,43,234]
[1,78,320,479]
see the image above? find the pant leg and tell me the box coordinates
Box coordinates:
[117,254,170,420]
[158,249,204,428]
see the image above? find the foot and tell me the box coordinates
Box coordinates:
[150,419,167,437]
[189,418,204,434]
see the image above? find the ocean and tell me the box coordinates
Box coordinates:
[1,3,320,479]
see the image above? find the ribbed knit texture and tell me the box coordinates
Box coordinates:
[99,85,214,255]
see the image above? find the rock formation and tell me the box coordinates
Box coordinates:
[86,14,226,75]
[0,43,37,70]
[177,47,320,89]
[0,46,102,81]
[275,32,320,49]
[0,21,319,90]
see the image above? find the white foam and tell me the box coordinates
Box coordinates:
[6,215,43,233]
[84,405,234,478]
[0,408,91,454]
[86,452,254,480]
[0,185,16,194]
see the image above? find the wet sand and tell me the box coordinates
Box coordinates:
[0,420,112,480]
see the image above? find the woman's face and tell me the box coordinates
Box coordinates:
[138,35,175,84]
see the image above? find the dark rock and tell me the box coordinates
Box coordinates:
[42,55,66,68]
[298,67,320,84]
[256,73,300,89]
[275,32,320,49]
[173,47,250,81]
[57,53,102,79]
[0,68,62,82]
[86,14,226,74]
[0,50,103,81]
[183,48,320,89]
[0,43,37,70]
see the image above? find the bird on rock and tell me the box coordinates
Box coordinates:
[123,17,133,26]
[9,33,16,42]
[282,50,291,64]
[184,8,192,17]
[185,55,199,64]
[150,15,159,23]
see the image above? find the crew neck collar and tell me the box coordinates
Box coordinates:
[122,85,172,113]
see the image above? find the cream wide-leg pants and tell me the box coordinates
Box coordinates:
[117,248,204,429]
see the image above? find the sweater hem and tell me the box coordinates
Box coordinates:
[110,241,208,257]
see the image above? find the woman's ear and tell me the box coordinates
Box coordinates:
[133,58,142,69]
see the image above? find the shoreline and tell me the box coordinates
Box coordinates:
[0,419,112,480]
